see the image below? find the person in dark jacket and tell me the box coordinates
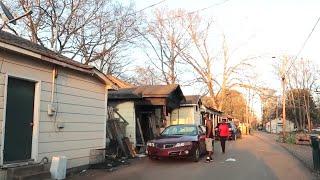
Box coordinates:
[218,119,230,153]
[205,115,214,162]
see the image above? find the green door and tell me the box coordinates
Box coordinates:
[4,77,35,163]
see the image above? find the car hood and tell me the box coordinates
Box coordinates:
[150,135,197,144]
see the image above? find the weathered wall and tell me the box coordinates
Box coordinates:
[266,118,295,133]
[113,101,136,145]
[0,51,107,169]
[171,107,195,125]
[193,106,201,125]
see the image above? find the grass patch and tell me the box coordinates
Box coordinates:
[276,132,296,144]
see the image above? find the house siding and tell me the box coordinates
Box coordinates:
[266,119,295,133]
[171,107,196,125]
[0,51,107,169]
[113,101,136,145]
[194,106,201,125]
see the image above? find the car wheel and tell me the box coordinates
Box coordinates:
[192,146,200,162]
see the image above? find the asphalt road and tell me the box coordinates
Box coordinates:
[70,132,316,180]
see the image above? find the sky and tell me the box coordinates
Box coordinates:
[129,0,320,119]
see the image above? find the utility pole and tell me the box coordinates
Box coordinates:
[246,88,251,135]
[273,56,287,138]
[276,96,278,133]
[281,57,287,138]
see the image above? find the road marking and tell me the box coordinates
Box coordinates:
[225,158,236,162]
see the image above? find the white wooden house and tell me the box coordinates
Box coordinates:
[265,118,295,133]
[0,31,114,170]
[171,95,202,125]
[200,104,223,129]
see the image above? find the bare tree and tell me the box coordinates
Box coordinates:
[179,17,216,97]
[5,0,142,76]
[127,65,162,86]
[179,15,253,111]
[273,56,319,130]
[286,58,318,131]
[139,8,190,85]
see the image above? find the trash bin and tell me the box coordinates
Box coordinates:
[310,135,320,171]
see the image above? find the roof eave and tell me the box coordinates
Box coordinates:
[93,69,118,89]
[180,104,197,106]
[142,94,169,98]
[0,41,117,88]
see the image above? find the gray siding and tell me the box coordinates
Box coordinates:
[0,51,107,168]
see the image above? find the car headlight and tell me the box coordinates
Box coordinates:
[147,142,155,147]
[175,142,192,147]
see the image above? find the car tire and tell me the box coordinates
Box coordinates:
[192,146,200,162]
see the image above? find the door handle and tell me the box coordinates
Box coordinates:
[29,122,34,127]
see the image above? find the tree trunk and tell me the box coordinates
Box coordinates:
[289,92,299,129]
[303,93,312,131]
[297,96,303,129]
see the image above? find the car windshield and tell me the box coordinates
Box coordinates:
[161,125,197,136]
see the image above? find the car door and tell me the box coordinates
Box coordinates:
[198,126,206,153]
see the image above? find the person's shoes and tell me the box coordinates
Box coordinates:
[210,157,213,162]
[206,157,210,163]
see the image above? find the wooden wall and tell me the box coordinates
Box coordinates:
[113,101,136,145]
[0,50,107,169]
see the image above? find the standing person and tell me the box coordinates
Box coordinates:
[219,119,230,154]
[205,115,214,162]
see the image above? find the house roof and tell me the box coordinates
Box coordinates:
[133,84,181,98]
[0,30,114,86]
[181,95,201,105]
[109,84,185,111]
[106,75,134,89]
[108,84,183,99]
[108,88,142,99]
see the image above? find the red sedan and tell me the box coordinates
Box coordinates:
[146,124,207,162]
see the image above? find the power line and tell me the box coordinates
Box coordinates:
[149,0,231,22]
[32,0,167,26]
[187,0,231,15]
[94,0,167,23]
[285,16,320,75]
[135,0,167,14]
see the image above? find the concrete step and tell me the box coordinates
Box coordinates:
[13,171,51,180]
[7,164,45,179]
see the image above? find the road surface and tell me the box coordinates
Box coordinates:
[69,132,316,180]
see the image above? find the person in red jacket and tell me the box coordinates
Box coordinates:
[218,119,230,153]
